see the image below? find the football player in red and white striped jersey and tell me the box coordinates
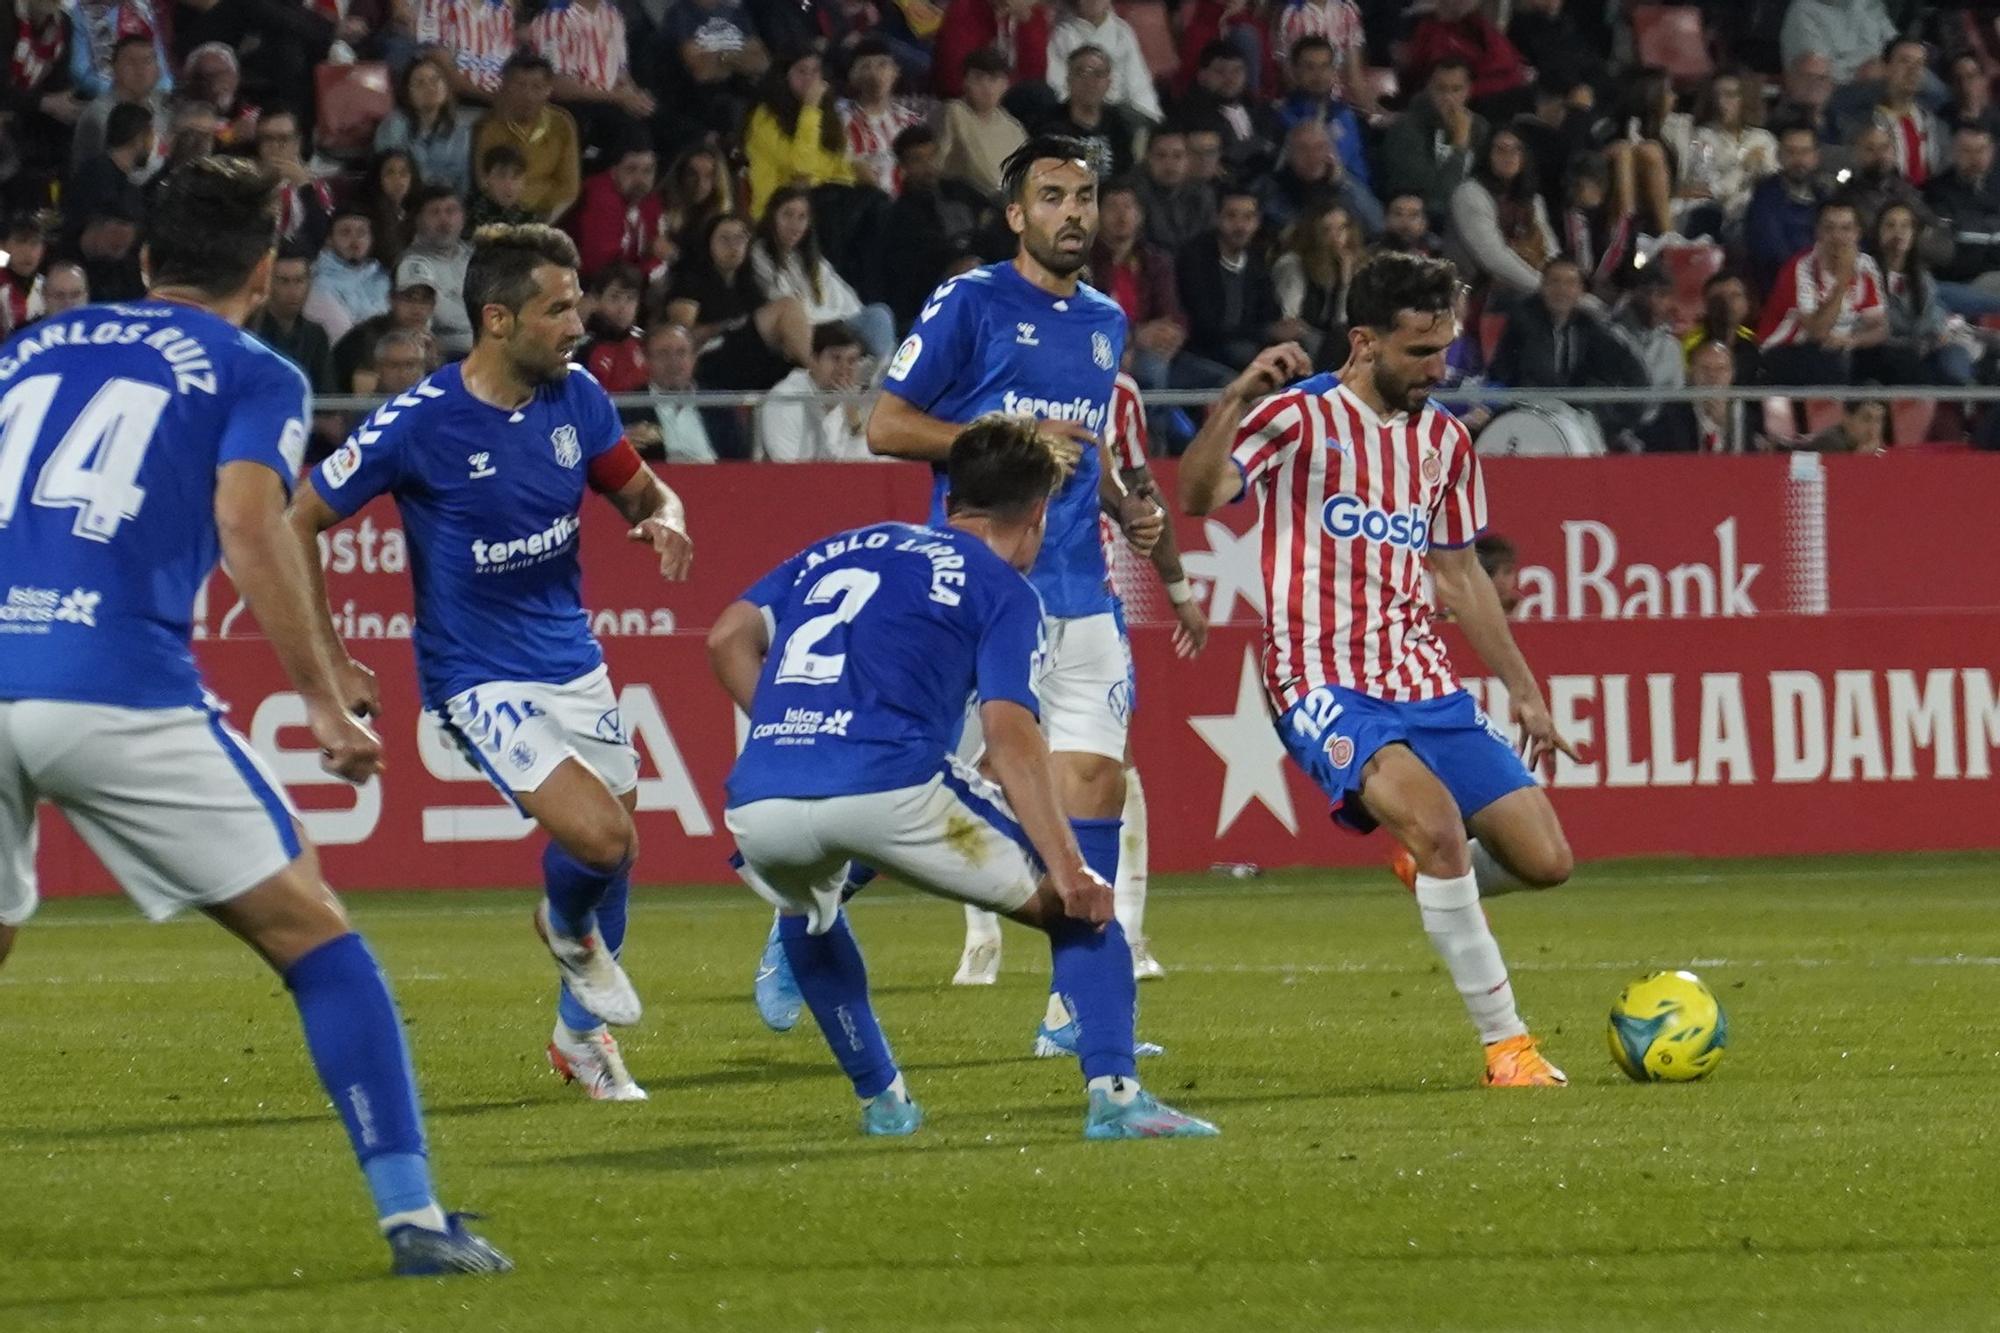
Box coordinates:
[1180,251,1580,1088]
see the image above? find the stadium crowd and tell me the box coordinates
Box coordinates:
[3,0,1998,456]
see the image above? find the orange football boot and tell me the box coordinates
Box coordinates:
[1390,847,1418,893]
[1483,1034,1568,1087]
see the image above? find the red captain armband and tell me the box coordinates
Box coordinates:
[587,437,646,493]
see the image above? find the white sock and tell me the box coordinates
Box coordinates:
[1044,990,1072,1028]
[1469,839,1528,898]
[1414,871,1527,1044]
[379,1203,448,1235]
[884,1072,910,1103]
[1113,766,1148,938]
[1087,1073,1140,1106]
[962,905,1002,950]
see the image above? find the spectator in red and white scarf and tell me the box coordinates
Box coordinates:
[255,107,335,252]
[1757,200,1887,385]
[66,0,164,100]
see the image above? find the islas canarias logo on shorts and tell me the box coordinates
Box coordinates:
[1320,494,1432,552]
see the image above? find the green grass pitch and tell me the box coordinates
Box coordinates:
[2,854,1996,1332]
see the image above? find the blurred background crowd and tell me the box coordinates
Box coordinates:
[4,0,1998,458]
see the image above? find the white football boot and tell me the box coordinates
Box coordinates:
[533,901,642,1026]
[547,1022,648,1101]
[952,939,1001,986]
[1129,936,1167,981]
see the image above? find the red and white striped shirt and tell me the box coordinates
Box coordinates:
[1878,105,1932,186]
[843,98,927,197]
[528,0,627,93]
[1271,0,1364,97]
[1099,372,1148,565]
[418,0,519,95]
[1756,248,1885,349]
[1231,381,1484,708]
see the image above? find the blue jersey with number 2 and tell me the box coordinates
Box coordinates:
[725,522,1047,806]
[882,262,1125,620]
[0,302,310,708]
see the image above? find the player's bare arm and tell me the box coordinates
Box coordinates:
[865,392,966,462]
[284,478,386,724]
[1177,343,1313,516]
[706,599,770,712]
[1122,462,1208,657]
[1427,543,1582,769]
[228,465,383,784]
[608,466,693,580]
[979,699,1111,926]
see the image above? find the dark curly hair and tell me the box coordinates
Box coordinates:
[1345,251,1460,333]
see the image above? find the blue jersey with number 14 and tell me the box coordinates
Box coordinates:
[0,302,310,708]
[882,262,1125,620]
[725,522,1047,806]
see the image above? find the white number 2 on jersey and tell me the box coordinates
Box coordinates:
[774,567,882,685]
[0,374,173,542]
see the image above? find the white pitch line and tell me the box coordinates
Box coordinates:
[20,859,1997,931]
[5,957,1997,988]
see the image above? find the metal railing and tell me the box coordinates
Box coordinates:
[309,384,2000,413]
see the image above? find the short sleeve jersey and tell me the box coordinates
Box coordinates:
[0,302,310,707]
[307,362,625,706]
[883,261,1127,620]
[725,522,1048,805]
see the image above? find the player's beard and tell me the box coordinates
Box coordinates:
[1371,359,1435,415]
[1024,224,1091,278]
[515,337,577,385]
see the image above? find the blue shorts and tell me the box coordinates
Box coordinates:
[1276,686,1536,834]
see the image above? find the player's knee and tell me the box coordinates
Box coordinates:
[565,809,637,873]
[1056,754,1125,820]
[1518,839,1574,889]
[1404,817,1471,879]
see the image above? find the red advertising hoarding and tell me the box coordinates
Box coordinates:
[30,455,2000,898]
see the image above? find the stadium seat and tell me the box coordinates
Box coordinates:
[1654,242,1724,333]
[315,61,393,161]
[1116,2,1180,84]
[1632,6,1714,86]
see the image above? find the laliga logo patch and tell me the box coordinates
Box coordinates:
[887,335,922,382]
[1091,331,1115,370]
[1323,733,1355,769]
[507,739,538,771]
[1421,449,1442,484]
[551,424,582,468]
[323,441,362,488]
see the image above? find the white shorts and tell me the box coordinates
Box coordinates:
[726,760,1040,934]
[433,664,638,808]
[0,698,301,926]
[1038,612,1132,762]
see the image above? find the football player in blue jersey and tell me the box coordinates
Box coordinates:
[288,224,694,1103]
[748,135,1168,1053]
[711,415,1215,1140]
[0,158,508,1276]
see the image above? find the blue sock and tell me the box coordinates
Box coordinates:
[779,913,897,1099]
[1049,917,1139,1084]
[283,933,433,1221]
[1048,817,1125,1011]
[839,862,878,903]
[557,866,630,1032]
[543,840,625,939]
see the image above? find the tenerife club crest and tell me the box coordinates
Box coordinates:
[1091,331,1115,370]
[551,424,581,468]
